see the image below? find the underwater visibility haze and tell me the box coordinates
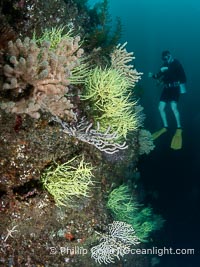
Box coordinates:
[103,0,200,266]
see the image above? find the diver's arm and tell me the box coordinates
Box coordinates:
[148,65,168,79]
[178,63,187,84]
[148,71,161,79]
[176,60,187,93]
[179,83,187,94]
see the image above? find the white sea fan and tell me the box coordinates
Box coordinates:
[138,129,155,155]
[91,221,140,265]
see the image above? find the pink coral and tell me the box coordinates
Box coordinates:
[1,36,84,121]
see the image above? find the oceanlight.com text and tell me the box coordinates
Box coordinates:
[49,246,195,257]
[125,247,195,257]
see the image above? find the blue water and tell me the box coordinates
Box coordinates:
[88,1,200,266]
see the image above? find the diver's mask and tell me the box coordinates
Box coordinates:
[162,54,172,64]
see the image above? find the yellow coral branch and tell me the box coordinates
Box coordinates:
[41,157,94,207]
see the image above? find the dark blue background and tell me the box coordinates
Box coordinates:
[89,1,200,266]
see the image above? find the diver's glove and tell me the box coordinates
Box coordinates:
[160,66,168,72]
[179,83,187,94]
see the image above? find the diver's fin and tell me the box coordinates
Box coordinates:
[152,127,167,140]
[170,128,182,150]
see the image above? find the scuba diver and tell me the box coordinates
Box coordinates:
[148,50,187,150]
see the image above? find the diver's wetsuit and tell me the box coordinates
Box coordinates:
[153,59,187,102]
